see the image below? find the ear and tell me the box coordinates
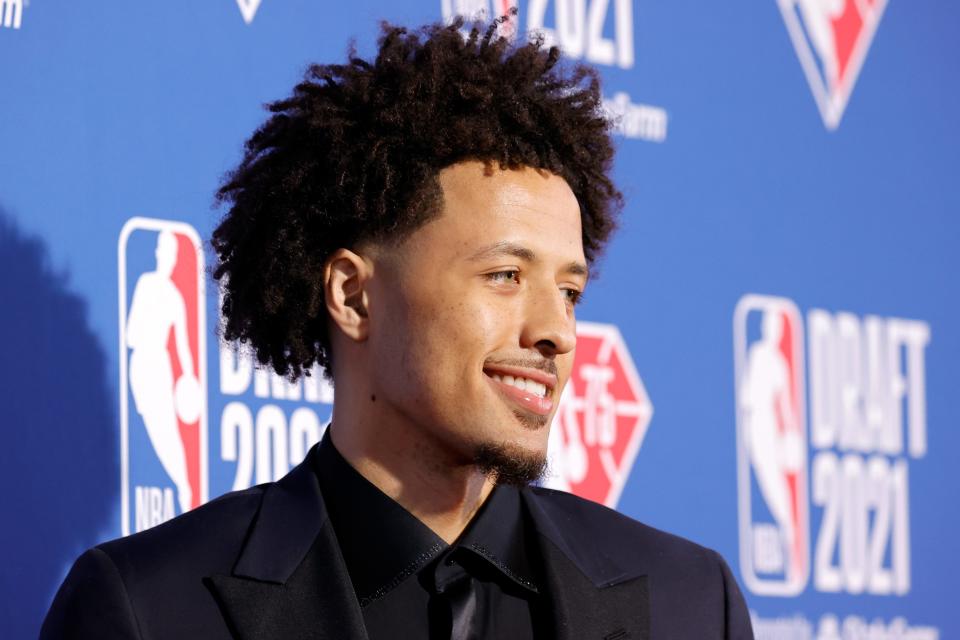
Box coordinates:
[324,248,372,342]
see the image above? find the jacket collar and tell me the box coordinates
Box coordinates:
[205,445,648,640]
[523,487,651,640]
[232,452,329,583]
[205,449,369,640]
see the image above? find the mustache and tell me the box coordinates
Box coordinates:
[483,357,558,378]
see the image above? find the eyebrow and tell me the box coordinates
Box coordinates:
[467,240,589,279]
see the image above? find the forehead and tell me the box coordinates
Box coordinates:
[420,161,585,261]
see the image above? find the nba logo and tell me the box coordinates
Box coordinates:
[733,295,809,595]
[119,217,207,536]
[442,0,520,39]
[778,0,888,129]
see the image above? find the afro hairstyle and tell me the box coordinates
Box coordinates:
[212,14,622,381]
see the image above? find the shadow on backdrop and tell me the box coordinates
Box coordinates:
[0,210,116,637]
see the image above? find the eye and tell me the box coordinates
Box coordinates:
[486,270,520,284]
[563,288,584,306]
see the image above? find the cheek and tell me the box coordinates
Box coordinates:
[372,293,468,389]
[413,306,507,402]
[416,302,498,375]
[371,273,515,396]
[556,350,576,390]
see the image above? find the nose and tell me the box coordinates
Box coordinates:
[520,281,577,357]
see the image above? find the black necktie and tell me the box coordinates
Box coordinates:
[443,573,479,640]
[432,551,484,640]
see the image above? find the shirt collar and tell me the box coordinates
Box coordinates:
[453,481,539,594]
[312,430,539,605]
[313,430,446,605]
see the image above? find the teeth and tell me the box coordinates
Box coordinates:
[490,373,548,398]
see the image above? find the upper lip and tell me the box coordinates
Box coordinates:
[482,363,558,393]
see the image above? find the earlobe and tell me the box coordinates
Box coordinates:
[324,249,371,342]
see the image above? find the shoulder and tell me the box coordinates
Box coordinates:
[98,484,267,582]
[525,487,754,639]
[526,486,719,565]
[42,486,270,639]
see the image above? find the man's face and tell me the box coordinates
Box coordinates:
[366,161,586,482]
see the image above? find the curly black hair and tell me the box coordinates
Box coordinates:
[212,15,622,380]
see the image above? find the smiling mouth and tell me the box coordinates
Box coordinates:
[483,367,556,417]
[489,372,549,398]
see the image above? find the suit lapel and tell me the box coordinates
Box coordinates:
[524,490,650,640]
[205,450,368,640]
[537,535,650,640]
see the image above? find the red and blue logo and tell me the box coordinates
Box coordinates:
[734,293,933,613]
[734,294,810,596]
[778,0,888,129]
[545,322,653,508]
[119,217,208,535]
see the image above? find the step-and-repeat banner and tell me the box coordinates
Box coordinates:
[1,1,956,637]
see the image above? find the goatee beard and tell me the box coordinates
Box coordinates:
[473,441,548,487]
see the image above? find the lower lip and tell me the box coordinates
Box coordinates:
[485,375,554,416]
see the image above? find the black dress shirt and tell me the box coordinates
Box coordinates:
[313,431,548,639]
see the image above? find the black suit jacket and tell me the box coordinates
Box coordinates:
[41,448,754,639]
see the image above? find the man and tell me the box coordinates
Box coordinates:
[42,16,753,639]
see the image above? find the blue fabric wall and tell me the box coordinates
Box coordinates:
[1,1,956,637]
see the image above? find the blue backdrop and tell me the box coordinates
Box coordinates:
[1,1,956,638]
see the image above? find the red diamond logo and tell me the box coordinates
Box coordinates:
[778,0,888,129]
[545,322,653,508]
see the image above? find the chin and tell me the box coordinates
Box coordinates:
[472,439,548,487]
[510,408,551,431]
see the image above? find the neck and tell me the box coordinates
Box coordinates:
[328,407,495,544]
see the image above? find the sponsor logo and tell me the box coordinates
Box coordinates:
[1,0,23,30]
[734,294,930,599]
[119,218,208,535]
[545,321,653,507]
[750,611,940,639]
[778,0,888,130]
[236,0,262,24]
[602,92,668,143]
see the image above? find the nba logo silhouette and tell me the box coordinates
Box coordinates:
[119,218,207,535]
[442,0,520,39]
[778,0,888,129]
[733,295,810,595]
